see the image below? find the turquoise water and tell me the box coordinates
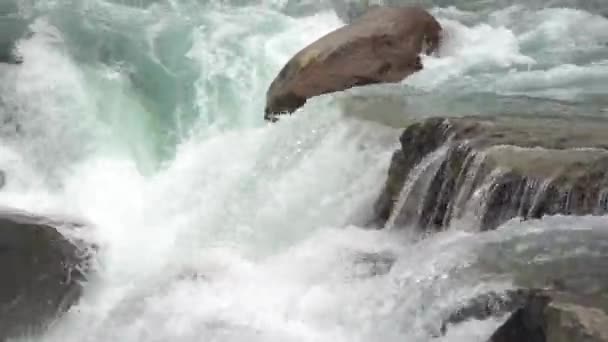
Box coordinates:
[0,0,607,341]
[2,0,607,171]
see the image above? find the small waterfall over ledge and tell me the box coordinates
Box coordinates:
[375,115,608,232]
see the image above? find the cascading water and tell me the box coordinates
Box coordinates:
[1,0,608,341]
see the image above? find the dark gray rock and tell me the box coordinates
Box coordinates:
[0,47,22,65]
[0,2,28,65]
[374,115,608,231]
[489,290,608,342]
[488,291,549,342]
[0,208,93,340]
[264,6,442,120]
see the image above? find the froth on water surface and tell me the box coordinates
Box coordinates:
[25,212,608,342]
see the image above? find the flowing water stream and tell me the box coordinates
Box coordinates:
[1,0,608,341]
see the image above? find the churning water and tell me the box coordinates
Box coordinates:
[1,0,608,341]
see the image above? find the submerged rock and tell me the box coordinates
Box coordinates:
[0,36,24,65]
[441,289,532,335]
[0,208,93,340]
[375,115,608,231]
[488,290,608,342]
[440,286,608,341]
[434,222,608,337]
[264,6,442,120]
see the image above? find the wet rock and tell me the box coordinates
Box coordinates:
[0,3,28,65]
[0,208,93,340]
[488,290,608,342]
[264,6,442,120]
[375,115,608,231]
[439,286,608,341]
[374,117,449,223]
[0,39,23,65]
[0,48,22,64]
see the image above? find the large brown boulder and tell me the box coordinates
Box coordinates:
[264,6,442,120]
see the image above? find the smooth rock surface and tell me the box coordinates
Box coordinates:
[374,115,608,231]
[264,6,442,120]
[0,208,93,340]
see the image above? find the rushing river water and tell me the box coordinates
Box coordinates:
[1,0,608,341]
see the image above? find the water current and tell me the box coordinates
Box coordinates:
[1,0,608,341]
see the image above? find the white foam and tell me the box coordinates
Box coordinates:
[404,6,608,104]
[7,19,100,172]
[405,18,536,90]
[509,8,608,50]
[187,8,342,128]
[495,63,608,101]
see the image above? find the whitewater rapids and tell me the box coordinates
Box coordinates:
[1,0,608,341]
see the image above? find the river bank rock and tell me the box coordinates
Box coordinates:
[0,208,94,340]
[488,290,608,342]
[374,115,608,231]
[264,6,442,120]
